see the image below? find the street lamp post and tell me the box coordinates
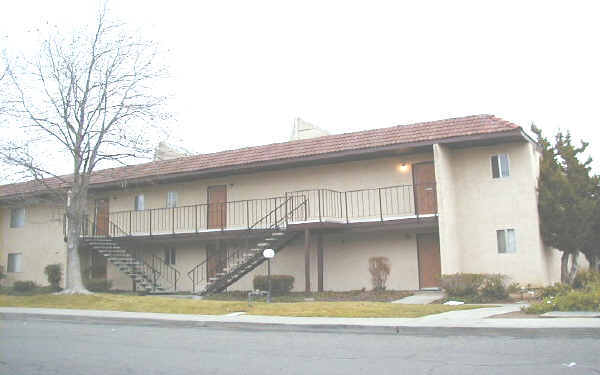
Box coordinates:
[263,248,275,303]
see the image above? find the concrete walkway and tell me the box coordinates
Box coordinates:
[391,291,445,304]
[2,304,600,330]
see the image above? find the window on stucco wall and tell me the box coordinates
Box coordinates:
[166,191,178,208]
[497,229,516,253]
[7,253,23,272]
[10,208,25,228]
[134,194,145,211]
[491,154,510,178]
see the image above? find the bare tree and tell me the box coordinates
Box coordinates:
[0,5,168,293]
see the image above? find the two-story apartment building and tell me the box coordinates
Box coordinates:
[0,115,562,294]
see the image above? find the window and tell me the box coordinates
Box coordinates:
[497,229,517,253]
[7,253,22,272]
[164,248,176,265]
[134,195,145,211]
[10,208,25,228]
[491,154,510,178]
[166,191,178,208]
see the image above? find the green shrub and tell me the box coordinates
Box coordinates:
[0,265,6,280]
[441,273,509,302]
[573,270,600,290]
[554,289,600,311]
[84,278,112,292]
[507,282,521,294]
[522,300,555,314]
[538,283,573,299]
[44,264,62,291]
[524,284,600,314]
[479,274,509,302]
[253,275,294,295]
[441,273,485,297]
[13,281,37,292]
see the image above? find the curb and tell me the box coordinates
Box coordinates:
[3,312,600,336]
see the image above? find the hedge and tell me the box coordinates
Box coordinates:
[253,275,294,295]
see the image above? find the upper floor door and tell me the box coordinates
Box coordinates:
[412,162,437,215]
[207,185,227,229]
[95,199,110,235]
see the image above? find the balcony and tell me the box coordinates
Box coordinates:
[83,183,437,238]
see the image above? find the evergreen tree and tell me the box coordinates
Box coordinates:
[532,125,596,283]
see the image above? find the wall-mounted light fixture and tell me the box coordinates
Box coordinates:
[396,163,410,173]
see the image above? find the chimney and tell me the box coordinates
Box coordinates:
[290,118,329,141]
[154,141,186,161]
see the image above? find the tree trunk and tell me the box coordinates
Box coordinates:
[61,185,91,294]
[585,253,599,272]
[567,253,579,285]
[560,252,569,284]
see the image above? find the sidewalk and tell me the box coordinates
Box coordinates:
[2,304,599,330]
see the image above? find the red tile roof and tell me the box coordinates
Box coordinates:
[0,114,521,199]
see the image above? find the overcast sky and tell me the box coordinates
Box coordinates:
[1,0,599,171]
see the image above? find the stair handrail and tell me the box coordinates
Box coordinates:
[80,216,168,292]
[187,195,307,293]
[145,253,181,292]
[249,195,307,230]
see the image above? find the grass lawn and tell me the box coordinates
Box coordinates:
[0,294,488,318]
[0,294,247,315]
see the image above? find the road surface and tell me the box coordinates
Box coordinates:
[1,318,599,374]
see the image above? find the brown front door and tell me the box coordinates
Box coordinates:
[207,185,227,229]
[95,199,110,235]
[417,233,442,288]
[90,251,107,279]
[206,242,227,278]
[412,162,437,215]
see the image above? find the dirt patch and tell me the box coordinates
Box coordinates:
[206,290,413,302]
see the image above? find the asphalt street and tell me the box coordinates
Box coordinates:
[1,318,599,375]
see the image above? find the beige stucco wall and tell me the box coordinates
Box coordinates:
[100,153,433,216]
[143,230,421,292]
[434,141,561,286]
[0,204,66,287]
[433,144,460,275]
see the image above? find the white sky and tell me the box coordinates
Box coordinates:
[1,0,599,171]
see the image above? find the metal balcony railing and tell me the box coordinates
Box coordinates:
[80,183,436,238]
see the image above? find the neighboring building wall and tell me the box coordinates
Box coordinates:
[436,141,561,286]
[0,204,66,287]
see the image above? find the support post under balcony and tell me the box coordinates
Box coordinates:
[304,228,311,293]
[317,233,323,292]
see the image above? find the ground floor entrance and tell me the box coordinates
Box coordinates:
[417,233,441,289]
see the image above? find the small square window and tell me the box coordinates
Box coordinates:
[134,195,145,211]
[497,229,516,253]
[10,208,25,228]
[491,154,510,178]
[164,248,176,265]
[7,253,22,272]
[166,191,178,208]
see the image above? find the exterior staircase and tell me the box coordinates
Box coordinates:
[82,238,167,293]
[188,195,307,295]
[80,218,181,293]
